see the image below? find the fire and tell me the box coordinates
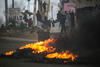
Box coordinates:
[4,39,56,55]
[4,38,78,63]
[46,51,78,61]
[4,51,15,56]
[19,39,56,53]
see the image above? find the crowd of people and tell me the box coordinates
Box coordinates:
[36,8,75,34]
[57,9,75,33]
[1,0,76,34]
[36,10,51,32]
[39,1,47,13]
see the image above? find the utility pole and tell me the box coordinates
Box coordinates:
[5,0,8,26]
[38,0,41,13]
[33,0,38,41]
[51,5,53,19]
[12,0,14,8]
[33,0,36,26]
[47,0,50,16]
[38,0,40,11]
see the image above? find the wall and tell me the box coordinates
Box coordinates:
[71,0,100,8]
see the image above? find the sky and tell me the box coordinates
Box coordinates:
[0,0,60,27]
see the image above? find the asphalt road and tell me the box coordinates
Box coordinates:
[0,38,33,54]
[0,58,98,67]
[0,38,99,67]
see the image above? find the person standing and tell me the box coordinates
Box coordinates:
[70,11,75,32]
[42,1,47,13]
[29,18,33,27]
[36,10,42,29]
[57,10,66,33]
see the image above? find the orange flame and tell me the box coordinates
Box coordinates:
[19,39,56,53]
[46,51,78,61]
[4,38,78,62]
[4,39,56,55]
[4,51,15,56]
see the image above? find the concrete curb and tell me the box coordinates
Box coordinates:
[1,37,38,42]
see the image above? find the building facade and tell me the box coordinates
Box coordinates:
[8,8,24,24]
[60,0,100,8]
[73,0,100,8]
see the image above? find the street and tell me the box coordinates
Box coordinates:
[0,58,97,67]
[0,9,100,67]
[0,0,100,67]
[0,38,97,67]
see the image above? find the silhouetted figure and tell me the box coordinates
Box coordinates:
[42,16,48,29]
[36,10,41,22]
[70,12,75,31]
[29,18,33,27]
[0,24,5,31]
[57,11,66,33]
[57,11,62,22]
[1,24,4,29]
[39,1,42,11]
[42,1,47,12]
[36,10,42,29]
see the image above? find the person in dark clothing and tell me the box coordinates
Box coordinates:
[60,14,66,33]
[40,1,42,11]
[57,11,62,22]
[42,1,47,12]
[42,16,48,29]
[57,11,66,33]
[36,10,41,22]
[70,12,75,31]
[36,10,42,29]
[29,18,33,27]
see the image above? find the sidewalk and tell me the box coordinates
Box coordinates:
[0,37,38,42]
[0,31,38,42]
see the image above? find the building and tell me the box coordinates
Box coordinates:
[60,0,100,8]
[8,8,24,24]
[73,0,100,8]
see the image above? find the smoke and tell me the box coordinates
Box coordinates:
[77,10,100,49]
[55,9,100,50]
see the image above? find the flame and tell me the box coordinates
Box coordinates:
[4,51,15,56]
[19,39,56,53]
[46,51,78,61]
[4,39,56,55]
[4,38,78,62]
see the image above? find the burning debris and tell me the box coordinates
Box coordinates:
[1,38,78,64]
[4,51,15,56]
[46,51,77,61]
[19,39,56,53]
